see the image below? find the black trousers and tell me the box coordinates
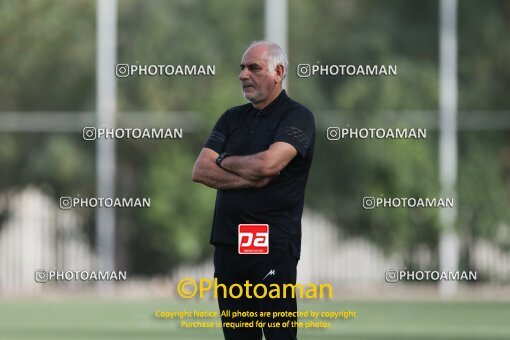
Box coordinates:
[214,244,299,340]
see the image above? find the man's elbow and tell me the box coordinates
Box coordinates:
[258,156,282,177]
[192,162,204,183]
[257,146,296,177]
[191,170,199,183]
[192,171,200,183]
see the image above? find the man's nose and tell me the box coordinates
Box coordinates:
[239,68,250,81]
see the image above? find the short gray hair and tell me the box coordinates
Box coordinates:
[247,41,288,79]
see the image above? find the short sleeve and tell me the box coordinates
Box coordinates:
[204,110,229,154]
[273,109,315,157]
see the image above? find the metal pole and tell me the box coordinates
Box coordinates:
[96,0,117,282]
[438,0,459,298]
[265,0,288,90]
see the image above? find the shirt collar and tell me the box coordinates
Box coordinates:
[250,90,288,117]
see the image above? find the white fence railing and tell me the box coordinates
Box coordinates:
[0,187,94,293]
[1,188,509,293]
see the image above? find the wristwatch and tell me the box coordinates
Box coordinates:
[216,152,231,168]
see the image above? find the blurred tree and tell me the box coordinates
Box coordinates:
[0,0,96,235]
[290,0,510,269]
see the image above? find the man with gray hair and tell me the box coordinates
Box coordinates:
[193,41,315,339]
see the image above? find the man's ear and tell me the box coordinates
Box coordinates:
[275,64,285,82]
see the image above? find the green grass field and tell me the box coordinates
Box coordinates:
[0,299,509,340]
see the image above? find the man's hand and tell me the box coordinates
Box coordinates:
[219,142,297,181]
[192,148,273,190]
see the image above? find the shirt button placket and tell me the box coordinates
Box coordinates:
[249,112,261,139]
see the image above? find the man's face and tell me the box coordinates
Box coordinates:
[239,45,277,105]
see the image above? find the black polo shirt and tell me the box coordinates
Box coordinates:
[204,90,315,259]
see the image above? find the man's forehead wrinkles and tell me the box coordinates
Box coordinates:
[241,62,263,67]
[241,57,266,66]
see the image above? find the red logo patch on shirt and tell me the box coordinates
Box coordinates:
[238,224,269,254]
